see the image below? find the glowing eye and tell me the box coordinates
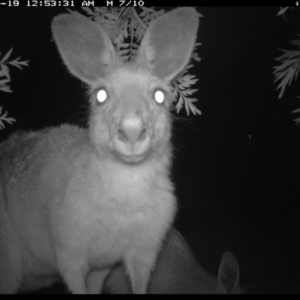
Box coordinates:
[154,90,165,104]
[96,89,108,103]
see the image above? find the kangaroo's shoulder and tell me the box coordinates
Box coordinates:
[0,125,88,175]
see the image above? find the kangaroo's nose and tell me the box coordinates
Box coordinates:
[117,116,147,145]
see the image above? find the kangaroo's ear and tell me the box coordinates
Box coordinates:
[52,13,118,85]
[137,8,199,81]
[218,252,240,294]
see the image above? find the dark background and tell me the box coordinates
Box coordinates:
[0,6,299,294]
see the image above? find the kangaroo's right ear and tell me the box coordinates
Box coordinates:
[52,13,118,85]
[137,7,199,81]
[218,252,240,294]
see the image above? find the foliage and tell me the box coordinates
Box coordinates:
[75,7,203,116]
[0,48,29,129]
[273,7,300,125]
[0,48,29,92]
[274,40,300,99]
[0,107,15,130]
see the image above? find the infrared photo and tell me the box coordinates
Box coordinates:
[0,6,299,294]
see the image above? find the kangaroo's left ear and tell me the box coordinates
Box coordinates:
[218,252,240,294]
[137,8,199,81]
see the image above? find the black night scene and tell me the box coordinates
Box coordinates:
[0,5,299,294]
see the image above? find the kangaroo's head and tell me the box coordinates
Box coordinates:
[52,8,199,164]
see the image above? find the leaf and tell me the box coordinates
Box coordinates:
[175,96,184,113]
[274,47,300,99]
[0,77,10,85]
[81,7,95,16]
[0,107,16,129]
[290,39,300,47]
[293,106,300,125]
[0,65,10,80]
[176,74,199,89]
[0,84,12,93]
[0,49,28,95]
[118,49,130,56]
[277,7,290,16]
[173,83,201,116]
[104,13,119,20]
[0,48,13,62]
[8,58,29,70]
[292,98,300,125]
[181,88,198,96]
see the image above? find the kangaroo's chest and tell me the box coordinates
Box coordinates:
[54,158,173,263]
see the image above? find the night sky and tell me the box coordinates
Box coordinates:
[0,6,299,294]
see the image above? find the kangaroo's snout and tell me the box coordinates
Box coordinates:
[114,114,150,162]
[118,115,146,145]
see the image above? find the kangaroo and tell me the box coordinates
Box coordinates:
[0,8,199,294]
[103,228,243,294]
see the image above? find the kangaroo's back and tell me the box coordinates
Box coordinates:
[0,8,199,294]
